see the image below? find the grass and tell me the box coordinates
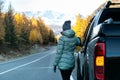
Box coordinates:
[0,44,50,62]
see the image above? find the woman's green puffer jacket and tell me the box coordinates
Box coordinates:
[54,30,80,70]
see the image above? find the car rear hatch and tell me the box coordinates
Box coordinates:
[93,23,120,80]
[100,23,120,80]
[105,37,120,80]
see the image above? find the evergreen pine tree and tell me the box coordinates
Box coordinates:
[4,4,17,46]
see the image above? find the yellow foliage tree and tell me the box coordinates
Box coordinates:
[72,14,91,51]
[19,13,31,45]
[37,18,50,44]
[72,14,90,41]
[29,17,44,44]
[0,13,5,43]
[29,28,43,44]
[14,13,23,38]
[31,17,38,27]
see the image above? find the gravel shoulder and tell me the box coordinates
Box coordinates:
[0,44,54,63]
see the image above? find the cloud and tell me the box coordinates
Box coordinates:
[8,0,105,16]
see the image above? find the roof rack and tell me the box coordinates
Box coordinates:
[105,1,120,8]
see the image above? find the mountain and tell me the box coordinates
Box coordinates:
[23,10,76,26]
[49,25,62,35]
[23,10,81,35]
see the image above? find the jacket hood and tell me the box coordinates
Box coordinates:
[62,30,75,38]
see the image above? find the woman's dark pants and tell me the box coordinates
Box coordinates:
[60,69,73,80]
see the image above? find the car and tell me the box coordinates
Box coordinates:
[77,1,120,80]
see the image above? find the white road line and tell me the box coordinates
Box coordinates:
[0,53,54,75]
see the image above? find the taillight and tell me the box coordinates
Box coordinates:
[94,43,105,80]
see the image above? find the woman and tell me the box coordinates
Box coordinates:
[53,20,80,80]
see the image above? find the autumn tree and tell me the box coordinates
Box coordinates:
[29,17,43,44]
[0,0,5,45]
[14,13,23,44]
[37,18,49,44]
[20,13,31,45]
[0,13,5,45]
[72,14,91,51]
[72,14,90,41]
[48,28,55,42]
[4,4,17,46]
[29,17,55,45]
[72,14,84,40]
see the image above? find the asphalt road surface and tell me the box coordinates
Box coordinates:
[0,46,77,80]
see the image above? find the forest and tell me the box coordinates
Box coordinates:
[0,0,92,61]
[0,0,56,60]
[0,1,55,47]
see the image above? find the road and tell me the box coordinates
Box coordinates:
[0,46,77,80]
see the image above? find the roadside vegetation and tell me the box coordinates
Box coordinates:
[0,1,56,62]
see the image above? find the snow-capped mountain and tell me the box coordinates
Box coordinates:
[23,10,79,35]
[24,10,76,26]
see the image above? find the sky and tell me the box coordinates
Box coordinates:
[4,0,106,25]
[5,0,106,16]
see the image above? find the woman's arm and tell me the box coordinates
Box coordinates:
[53,37,64,66]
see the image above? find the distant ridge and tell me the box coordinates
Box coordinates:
[23,10,76,26]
